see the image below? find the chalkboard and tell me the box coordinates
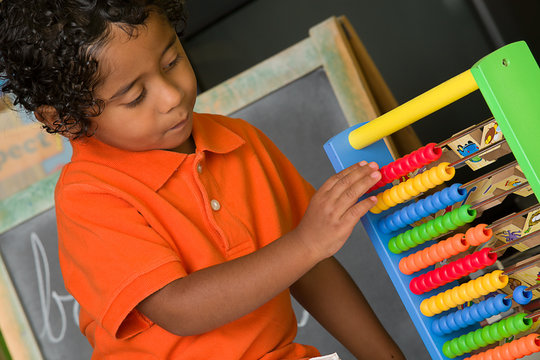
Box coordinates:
[195,16,429,360]
[0,208,92,360]
[0,173,93,360]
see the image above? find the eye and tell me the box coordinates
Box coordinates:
[164,54,181,71]
[125,88,146,108]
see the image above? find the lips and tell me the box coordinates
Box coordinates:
[169,117,187,130]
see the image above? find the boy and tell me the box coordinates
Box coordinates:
[0,1,405,359]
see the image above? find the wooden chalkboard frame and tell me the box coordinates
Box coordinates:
[0,172,59,360]
[194,15,421,155]
[0,15,421,359]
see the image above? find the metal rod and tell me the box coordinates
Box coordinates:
[492,230,540,252]
[525,309,540,319]
[470,182,529,210]
[503,258,540,276]
[448,138,508,168]
[461,160,518,189]
[437,117,495,148]
[526,283,540,293]
[487,203,540,230]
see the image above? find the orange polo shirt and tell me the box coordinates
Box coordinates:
[55,113,320,359]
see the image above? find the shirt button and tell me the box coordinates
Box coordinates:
[210,199,221,211]
[197,163,203,174]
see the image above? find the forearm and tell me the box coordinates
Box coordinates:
[138,161,381,337]
[138,230,320,336]
[291,257,405,360]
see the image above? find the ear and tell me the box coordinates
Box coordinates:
[34,105,58,128]
[34,106,78,139]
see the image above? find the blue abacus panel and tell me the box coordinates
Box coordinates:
[324,122,479,360]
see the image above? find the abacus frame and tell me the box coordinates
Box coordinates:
[324,41,540,360]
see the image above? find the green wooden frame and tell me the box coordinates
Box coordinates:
[471,41,540,201]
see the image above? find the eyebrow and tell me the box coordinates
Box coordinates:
[108,33,178,101]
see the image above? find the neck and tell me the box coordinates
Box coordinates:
[170,136,196,154]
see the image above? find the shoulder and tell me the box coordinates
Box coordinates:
[197,112,265,134]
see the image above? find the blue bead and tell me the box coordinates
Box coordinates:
[454,309,466,330]
[432,319,444,336]
[439,316,452,335]
[494,293,512,312]
[399,206,412,225]
[446,311,458,331]
[428,194,442,211]
[440,187,452,205]
[387,215,399,232]
[378,219,390,233]
[484,297,497,315]
[469,304,482,322]
[477,300,491,318]
[451,183,467,203]
[513,285,533,305]
[462,307,474,326]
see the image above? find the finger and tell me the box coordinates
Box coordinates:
[319,160,371,192]
[341,195,378,222]
[327,161,380,200]
[334,169,381,208]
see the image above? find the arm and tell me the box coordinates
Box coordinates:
[137,161,381,336]
[290,257,405,360]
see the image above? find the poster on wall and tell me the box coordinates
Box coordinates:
[0,94,72,201]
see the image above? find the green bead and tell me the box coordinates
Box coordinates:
[465,332,477,350]
[464,205,477,222]
[395,234,409,252]
[418,223,431,242]
[505,315,518,334]
[481,326,494,343]
[450,338,463,356]
[516,313,533,332]
[388,239,401,254]
[410,225,421,244]
[450,206,463,227]
[458,204,477,224]
[456,335,470,354]
[488,322,501,341]
[432,215,446,234]
[403,231,416,248]
[442,341,454,358]
[473,329,488,348]
[497,317,510,338]
[442,211,457,230]
[410,227,423,245]
[425,220,440,238]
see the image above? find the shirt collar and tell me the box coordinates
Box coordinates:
[69,113,245,190]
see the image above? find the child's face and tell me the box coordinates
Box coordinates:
[89,11,197,153]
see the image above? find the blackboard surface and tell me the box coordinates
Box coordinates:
[232,68,431,359]
[0,208,92,359]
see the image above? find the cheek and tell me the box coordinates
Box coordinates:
[94,107,154,140]
[178,64,197,98]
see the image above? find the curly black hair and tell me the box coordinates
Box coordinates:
[0,0,187,138]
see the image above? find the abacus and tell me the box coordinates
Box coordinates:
[324,41,540,360]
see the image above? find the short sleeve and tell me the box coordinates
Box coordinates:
[55,180,187,339]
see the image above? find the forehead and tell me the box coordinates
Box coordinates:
[95,12,175,93]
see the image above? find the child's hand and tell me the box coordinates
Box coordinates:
[294,161,381,261]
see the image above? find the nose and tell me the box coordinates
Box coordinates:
[157,76,182,114]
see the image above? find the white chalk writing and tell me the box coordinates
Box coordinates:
[31,232,79,344]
